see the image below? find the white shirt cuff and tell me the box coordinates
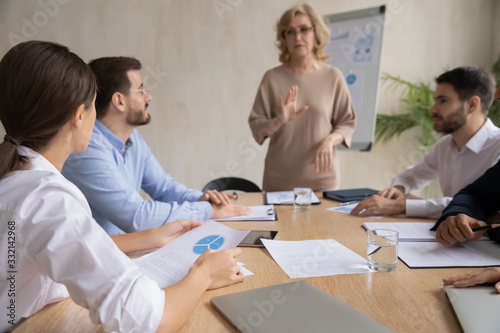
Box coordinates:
[405,198,450,219]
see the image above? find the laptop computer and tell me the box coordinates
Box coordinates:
[211,280,393,333]
[444,284,499,333]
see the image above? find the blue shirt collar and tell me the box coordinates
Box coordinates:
[94,120,133,156]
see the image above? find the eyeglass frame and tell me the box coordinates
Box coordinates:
[122,84,149,97]
[282,26,314,38]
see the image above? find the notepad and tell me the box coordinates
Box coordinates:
[215,205,277,221]
[264,191,321,205]
[398,241,500,268]
[211,280,393,333]
[362,222,442,242]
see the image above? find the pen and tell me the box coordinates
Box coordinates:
[471,224,500,232]
[339,200,359,206]
[233,191,238,200]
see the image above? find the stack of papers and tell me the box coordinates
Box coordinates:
[261,239,369,278]
[265,191,321,205]
[215,205,277,221]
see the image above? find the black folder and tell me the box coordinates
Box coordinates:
[323,188,378,202]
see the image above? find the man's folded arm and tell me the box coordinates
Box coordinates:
[433,160,500,230]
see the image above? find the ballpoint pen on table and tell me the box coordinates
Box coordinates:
[338,200,359,206]
[471,224,500,232]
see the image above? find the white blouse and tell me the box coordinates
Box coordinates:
[0,147,164,332]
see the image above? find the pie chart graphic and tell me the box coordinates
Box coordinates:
[193,235,225,254]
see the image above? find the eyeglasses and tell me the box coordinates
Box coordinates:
[283,26,313,38]
[131,85,149,97]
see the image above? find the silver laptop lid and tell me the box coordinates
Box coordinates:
[444,284,499,333]
[211,280,393,333]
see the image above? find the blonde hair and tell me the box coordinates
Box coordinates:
[276,3,331,63]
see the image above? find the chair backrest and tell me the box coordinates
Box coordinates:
[202,177,261,193]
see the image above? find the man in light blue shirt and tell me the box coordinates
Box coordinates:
[63,57,250,235]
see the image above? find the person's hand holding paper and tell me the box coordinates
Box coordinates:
[190,248,244,290]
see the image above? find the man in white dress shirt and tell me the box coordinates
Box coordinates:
[351,66,500,219]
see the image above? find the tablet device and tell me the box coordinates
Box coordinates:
[238,230,278,247]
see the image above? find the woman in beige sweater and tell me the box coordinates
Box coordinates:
[249,3,356,191]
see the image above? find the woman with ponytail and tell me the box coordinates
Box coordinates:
[0,41,243,332]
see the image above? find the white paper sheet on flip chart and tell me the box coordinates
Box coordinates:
[261,239,369,278]
[134,220,250,288]
[398,241,500,268]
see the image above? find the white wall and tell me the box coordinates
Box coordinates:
[0,0,497,196]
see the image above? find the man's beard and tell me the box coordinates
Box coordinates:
[126,103,151,126]
[434,106,466,134]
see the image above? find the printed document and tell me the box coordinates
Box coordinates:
[398,241,500,268]
[261,239,369,278]
[327,203,382,218]
[134,220,250,288]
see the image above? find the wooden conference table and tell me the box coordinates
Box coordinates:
[14,192,475,333]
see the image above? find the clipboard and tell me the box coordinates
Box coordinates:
[264,191,321,205]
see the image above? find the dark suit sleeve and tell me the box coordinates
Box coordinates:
[432,160,500,244]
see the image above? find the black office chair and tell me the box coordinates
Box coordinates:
[202,177,261,193]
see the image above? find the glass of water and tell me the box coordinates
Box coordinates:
[293,188,312,212]
[367,229,399,272]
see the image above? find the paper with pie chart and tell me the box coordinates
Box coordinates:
[134,220,250,288]
[193,235,225,254]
